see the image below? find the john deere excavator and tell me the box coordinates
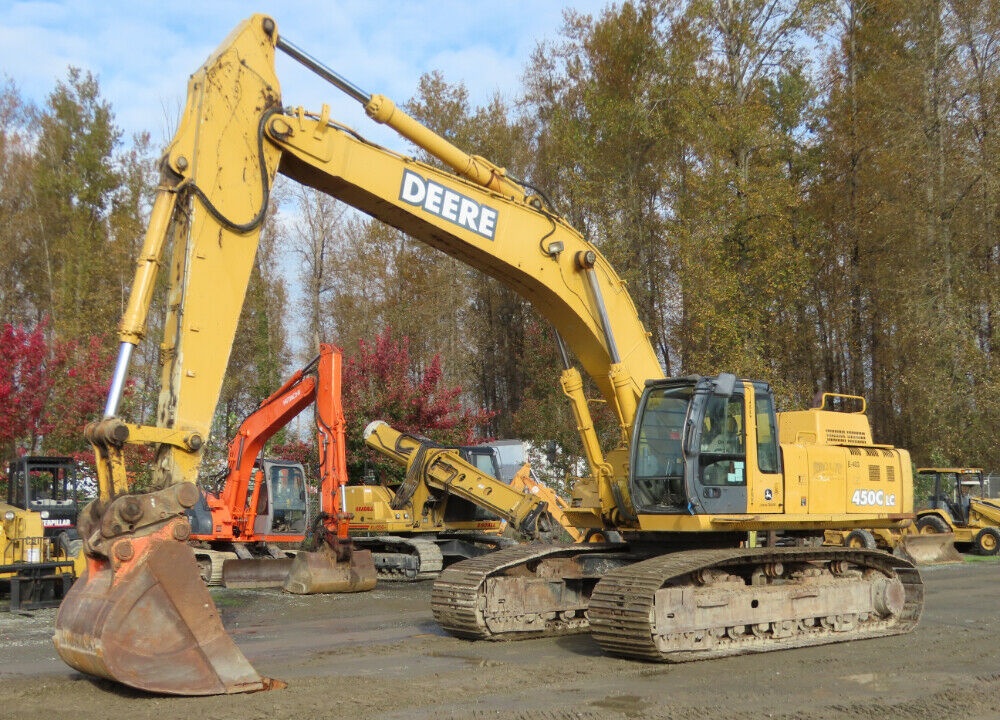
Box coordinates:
[54,15,924,696]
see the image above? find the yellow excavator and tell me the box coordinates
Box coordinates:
[54,15,924,696]
[344,437,532,581]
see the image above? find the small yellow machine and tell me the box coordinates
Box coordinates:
[2,457,86,610]
[912,468,1000,554]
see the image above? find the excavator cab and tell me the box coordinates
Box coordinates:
[255,460,308,535]
[441,446,506,524]
[6,457,80,540]
[2,457,83,610]
[630,374,769,515]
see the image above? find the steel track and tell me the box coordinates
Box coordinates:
[432,544,923,662]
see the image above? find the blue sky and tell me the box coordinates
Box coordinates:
[2,1,610,147]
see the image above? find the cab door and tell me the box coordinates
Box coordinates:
[692,392,749,515]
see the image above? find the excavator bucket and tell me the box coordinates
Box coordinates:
[283,543,377,595]
[54,524,275,695]
[895,532,964,565]
[221,557,295,588]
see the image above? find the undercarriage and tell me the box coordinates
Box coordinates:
[432,543,923,661]
[353,533,516,581]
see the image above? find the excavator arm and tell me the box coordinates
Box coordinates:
[362,421,557,541]
[56,15,660,695]
[97,12,658,537]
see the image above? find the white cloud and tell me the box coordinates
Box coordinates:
[1,0,608,147]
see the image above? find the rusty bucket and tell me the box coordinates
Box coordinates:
[221,557,294,589]
[283,543,376,594]
[54,521,276,695]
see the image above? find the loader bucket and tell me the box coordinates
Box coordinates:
[895,532,964,565]
[53,522,276,695]
[283,544,377,594]
[221,557,294,588]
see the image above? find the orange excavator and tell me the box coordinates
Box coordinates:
[185,344,366,589]
[57,341,374,695]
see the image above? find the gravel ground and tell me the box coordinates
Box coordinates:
[1,557,998,719]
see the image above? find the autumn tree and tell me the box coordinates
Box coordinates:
[43,335,116,456]
[0,78,40,326]
[341,328,492,481]
[29,69,129,340]
[288,182,349,353]
[0,322,57,458]
[524,2,686,374]
[0,320,114,461]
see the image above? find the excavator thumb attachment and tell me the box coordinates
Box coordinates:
[895,532,963,565]
[54,520,276,695]
[283,541,376,595]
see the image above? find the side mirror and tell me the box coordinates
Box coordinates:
[713,373,737,398]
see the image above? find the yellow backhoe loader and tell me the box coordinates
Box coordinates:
[911,468,1000,554]
[54,15,924,696]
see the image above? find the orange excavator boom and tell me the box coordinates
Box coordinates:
[187,345,374,591]
[199,355,320,544]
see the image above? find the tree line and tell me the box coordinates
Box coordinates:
[1,0,998,486]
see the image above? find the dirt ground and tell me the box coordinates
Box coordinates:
[1,558,999,720]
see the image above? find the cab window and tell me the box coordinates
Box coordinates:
[699,395,746,486]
